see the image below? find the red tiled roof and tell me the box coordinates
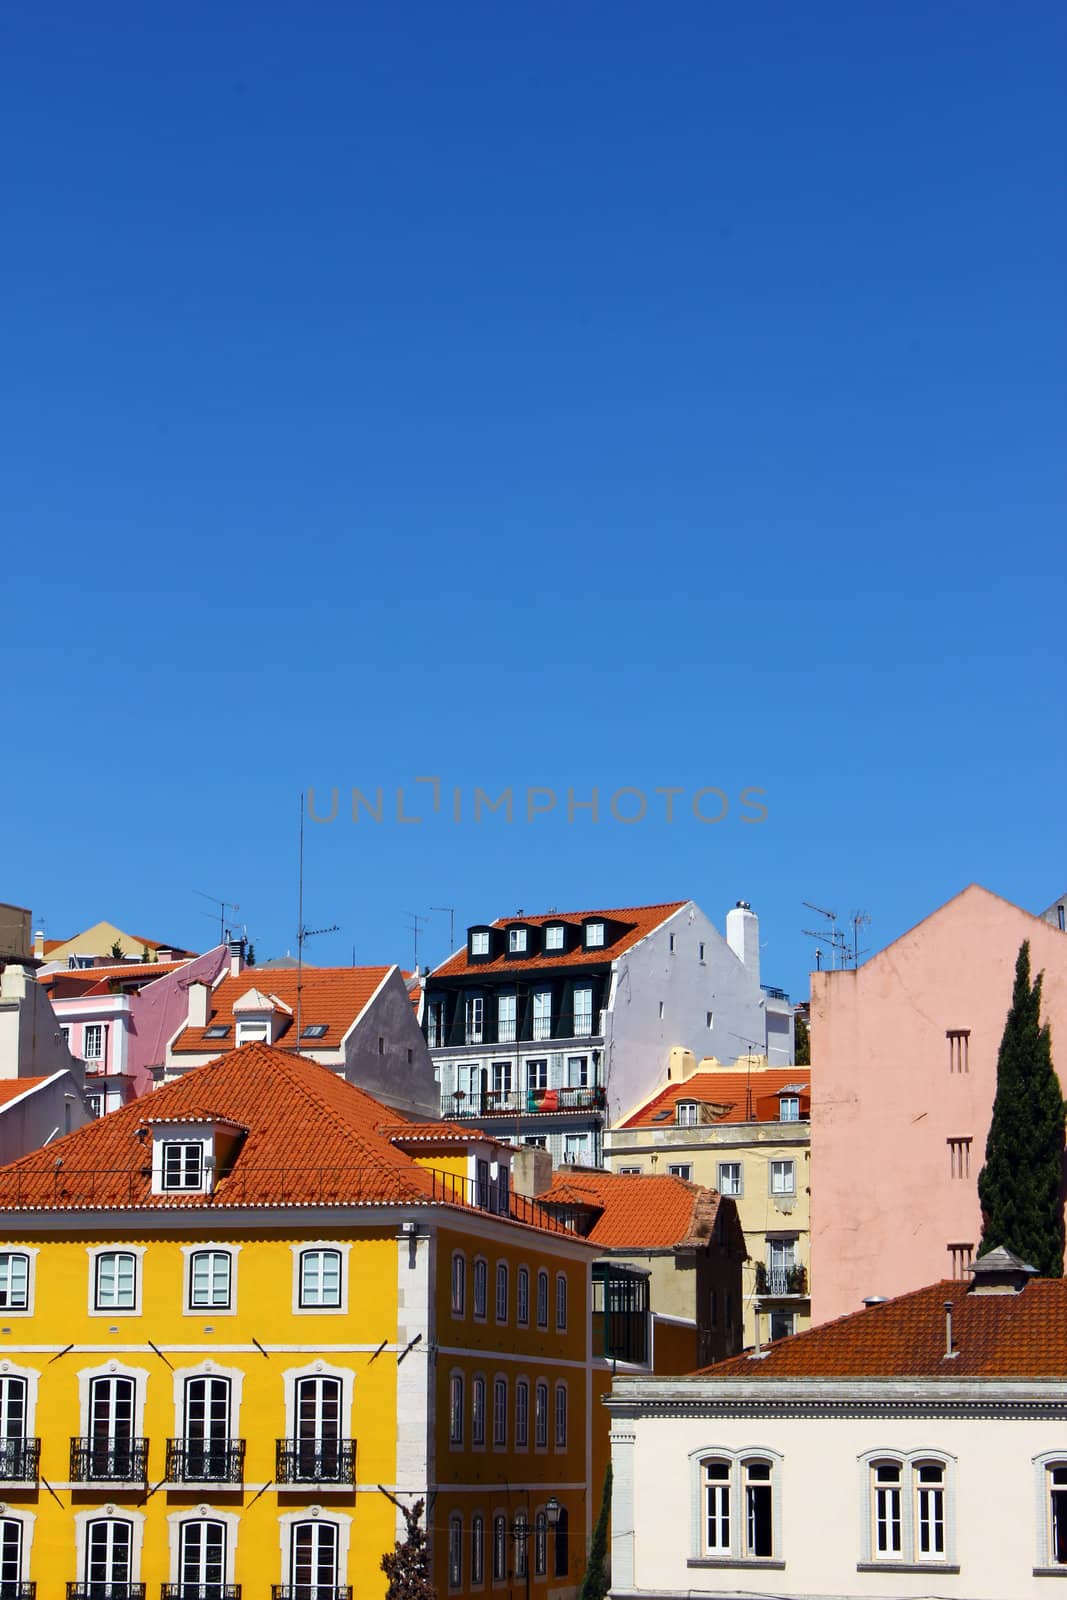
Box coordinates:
[701,1278,1067,1379]
[0,1079,47,1107]
[430,902,688,980]
[171,966,393,1054]
[621,1067,810,1128]
[42,961,191,997]
[540,1167,721,1250]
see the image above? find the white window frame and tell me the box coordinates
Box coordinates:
[517,1266,530,1327]
[170,1360,246,1451]
[473,1257,488,1321]
[532,990,552,1041]
[276,1510,351,1594]
[495,1262,508,1324]
[451,1252,466,1318]
[1034,1453,1067,1571]
[508,928,528,954]
[515,1377,529,1449]
[0,1508,34,1589]
[466,996,485,1045]
[858,1450,956,1568]
[161,1141,206,1192]
[77,1360,150,1446]
[87,1245,146,1317]
[526,1059,548,1092]
[0,1248,37,1316]
[280,1358,355,1446]
[181,1244,239,1316]
[676,1101,698,1126]
[544,925,564,951]
[668,1163,694,1181]
[536,1269,549,1329]
[572,987,593,1036]
[688,1446,784,1566]
[470,931,490,956]
[0,1361,40,1446]
[779,1095,800,1122]
[290,1242,351,1315]
[448,1371,464,1448]
[769,1159,795,1196]
[497,994,516,1043]
[534,1380,549,1450]
[166,1508,241,1588]
[555,1272,568,1332]
[718,1162,743,1197]
[492,1374,508,1448]
[83,1023,105,1062]
[585,922,605,948]
[448,1515,463,1589]
[472,1374,487,1447]
[554,1381,568,1449]
[73,1506,146,1589]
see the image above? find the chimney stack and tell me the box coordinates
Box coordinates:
[726,901,760,987]
[187,980,211,1029]
[33,930,44,961]
[228,937,245,977]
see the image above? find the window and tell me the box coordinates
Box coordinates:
[289,1520,339,1594]
[491,1060,512,1095]
[946,1028,970,1073]
[427,1000,445,1048]
[677,1100,698,1126]
[471,931,490,956]
[564,1132,590,1165]
[203,1024,229,1040]
[766,1237,797,1294]
[300,1023,328,1039]
[473,1258,488,1319]
[493,1377,507,1447]
[534,1511,548,1576]
[513,1512,528,1578]
[517,1267,530,1325]
[449,1373,464,1445]
[515,1379,529,1447]
[534,1381,548,1448]
[494,1261,509,1322]
[448,1516,463,1588]
[768,1308,795,1341]
[466,996,484,1044]
[554,1382,568,1447]
[471,1514,485,1585]
[573,987,593,1036]
[695,1452,779,1563]
[472,1376,486,1446]
[493,1514,508,1581]
[617,1165,642,1175]
[532,990,552,1040]
[669,933,676,952]
[585,922,605,947]
[567,1053,589,1087]
[770,1159,795,1196]
[526,1059,548,1091]
[556,1272,568,1331]
[536,1269,549,1328]
[0,1376,30,1481]
[94,1250,137,1311]
[87,1092,104,1118]
[699,943,706,961]
[162,1141,204,1191]
[451,1252,466,1316]
[85,1516,134,1589]
[292,1373,346,1482]
[523,1135,548,1149]
[779,1095,800,1122]
[180,1373,233,1481]
[189,1249,232,1309]
[0,1254,29,1311]
[1038,1457,1067,1568]
[299,1248,342,1308]
[83,1374,139,1479]
[545,925,564,951]
[509,928,528,953]
[497,994,516,1042]
[554,1507,569,1577]
[378,1035,384,1054]
[0,1517,26,1592]
[948,1137,972,1179]
[864,1454,953,1566]
[668,1162,693,1181]
[718,1161,742,1196]
[83,1023,104,1061]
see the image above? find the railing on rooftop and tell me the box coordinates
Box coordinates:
[441,1087,605,1120]
[761,984,790,1001]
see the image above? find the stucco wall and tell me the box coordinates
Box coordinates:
[0,1071,94,1165]
[346,968,440,1117]
[0,964,78,1079]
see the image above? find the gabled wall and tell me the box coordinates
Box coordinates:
[344,968,440,1117]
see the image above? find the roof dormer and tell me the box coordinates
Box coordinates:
[504,922,534,959]
[232,986,292,1046]
[582,918,607,950]
[542,922,572,956]
[467,925,497,963]
[141,1115,248,1197]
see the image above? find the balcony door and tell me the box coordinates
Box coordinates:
[89,1374,135,1476]
[179,1517,227,1598]
[296,1375,342,1480]
[766,1238,797,1295]
[0,1376,26,1479]
[0,1519,23,1594]
[184,1376,232,1480]
[290,1519,339,1597]
[85,1515,133,1595]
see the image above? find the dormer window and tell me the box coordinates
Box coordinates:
[585,922,605,948]
[508,928,528,954]
[676,1101,698,1127]
[544,925,565,952]
[235,1020,269,1046]
[162,1142,204,1191]
[470,931,490,957]
[147,1117,247,1197]
[780,1095,800,1122]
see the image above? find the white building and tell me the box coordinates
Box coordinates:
[608,1248,1067,1600]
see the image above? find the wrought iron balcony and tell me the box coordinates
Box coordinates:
[0,1436,40,1480]
[67,1586,145,1600]
[69,1437,149,1483]
[441,1085,606,1119]
[164,1438,245,1484]
[161,1586,241,1600]
[754,1264,809,1297]
[270,1589,351,1600]
[276,1438,356,1485]
[0,1584,34,1599]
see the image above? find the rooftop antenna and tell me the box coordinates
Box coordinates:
[295,792,339,1047]
[404,912,429,971]
[195,889,241,944]
[850,910,872,968]
[431,906,456,958]
[729,1031,764,1120]
[802,900,848,970]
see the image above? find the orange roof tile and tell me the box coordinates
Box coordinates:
[42,961,192,997]
[540,1167,723,1250]
[171,966,393,1054]
[0,1078,47,1107]
[430,902,688,980]
[702,1278,1067,1379]
[621,1067,810,1128]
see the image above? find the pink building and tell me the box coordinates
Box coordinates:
[811,884,1067,1325]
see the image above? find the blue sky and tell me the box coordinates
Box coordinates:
[3,1,1064,994]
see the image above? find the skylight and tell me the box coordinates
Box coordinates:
[301,1024,328,1039]
[204,1025,229,1039]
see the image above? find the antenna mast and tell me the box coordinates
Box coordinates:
[294,792,340,1048]
[404,912,429,971]
[431,906,456,958]
[195,889,241,944]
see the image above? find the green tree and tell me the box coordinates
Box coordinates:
[579,1465,612,1600]
[794,1012,810,1066]
[246,943,257,968]
[109,939,124,960]
[977,940,1065,1275]
[381,1497,437,1600]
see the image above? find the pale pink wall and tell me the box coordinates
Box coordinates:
[125,944,229,1095]
[811,885,1067,1325]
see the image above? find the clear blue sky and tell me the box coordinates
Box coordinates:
[4,1,1064,995]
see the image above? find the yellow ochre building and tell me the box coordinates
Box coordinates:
[0,1041,596,1599]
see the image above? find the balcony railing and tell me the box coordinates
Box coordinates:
[754,1264,808,1297]
[442,1086,606,1119]
[69,1437,149,1483]
[0,1436,40,1481]
[276,1438,356,1484]
[161,1587,241,1600]
[0,1585,34,1599]
[164,1438,245,1484]
[67,1586,145,1600]
[271,1589,352,1600]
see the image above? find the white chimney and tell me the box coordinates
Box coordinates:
[187,980,211,1028]
[726,901,760,986]
[33,930,44,961]
[228,938,245,977]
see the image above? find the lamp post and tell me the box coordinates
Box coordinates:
[546,1496,563,1580]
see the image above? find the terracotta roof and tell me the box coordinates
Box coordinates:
[701,1277,1067,1379]
[0,1044,571,1232]
[42,961,191,997]
[430,902,688,980]
[0,1078,47,1107]
[621,1067,811,1128]
[540,1166,728,1251]
[171,966,393,1054]
[378,1120,491,1143]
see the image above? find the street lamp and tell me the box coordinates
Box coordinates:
[545,1496,561,1527]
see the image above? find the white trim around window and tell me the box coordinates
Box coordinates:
[77,1360,151,1441]
[73,1506,146,1586]
[1032,1452,1067,1572]
[86,1244,148,1317]
[281,1360,355,1440]
[0,1360,41,1439]
[0,1507,35,1586]
[181,1243,241,1316]
[290,1242,352,1315]
[0,1246,38,1317]
[688,1445,784,1567]
[276,1508,352,1590]
[171,1360,246,1442]
[857,1448,957,1570]
[166,1507,240,1586]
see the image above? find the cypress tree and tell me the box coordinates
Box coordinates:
[579,1465,612,1600]
[381,1498,437,1600]
[977,940,1065,1275]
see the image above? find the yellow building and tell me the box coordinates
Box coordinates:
[604,1052,811,1348]
[0,1041,596,1598]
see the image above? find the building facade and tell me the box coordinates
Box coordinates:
[0,1042,595,1599]
[608,1250,1067,1600]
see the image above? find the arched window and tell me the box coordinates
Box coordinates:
[0,1253,30,1311]
[0,1518,25,1591]
[694,1450,780,1562]
[289,1519,339,1591]
[861,1450,953,1566]
[472,1376,487,1446]
[517,1266,530,1325]
[85,1516,135,1588]
[449,1373,464,1446]
[451,1253,466,1316]
[513,1512,528,1578]
[188,1249,233,1310]
[554,1381,568,1448]
[448,1516,463,1590]
[177,1373,235,1482]
[471,1514,485,1585]
[0,1375,30,1480]
[534,1511,548,1576]
[298,1248,342,1308]
[555,1271,568,1331]
[93,1250,138,1311]
[534,1381,548,1448]
[536,1269,549,1328]
[515,1379,529,1448]
[493,1377,507,1447]
[178,1517,227,1592]
[493,1514,508,1581]
[473,1258,488,1320]
[495,1262,509,1322]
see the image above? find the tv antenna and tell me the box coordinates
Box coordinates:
[849,909,872,968]
[194,890,240,944]
[295,793,339,1048]
[728,1031,764,1120]
[404,911,429,970]
[431,905,456,957]
[801,900,848,970]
